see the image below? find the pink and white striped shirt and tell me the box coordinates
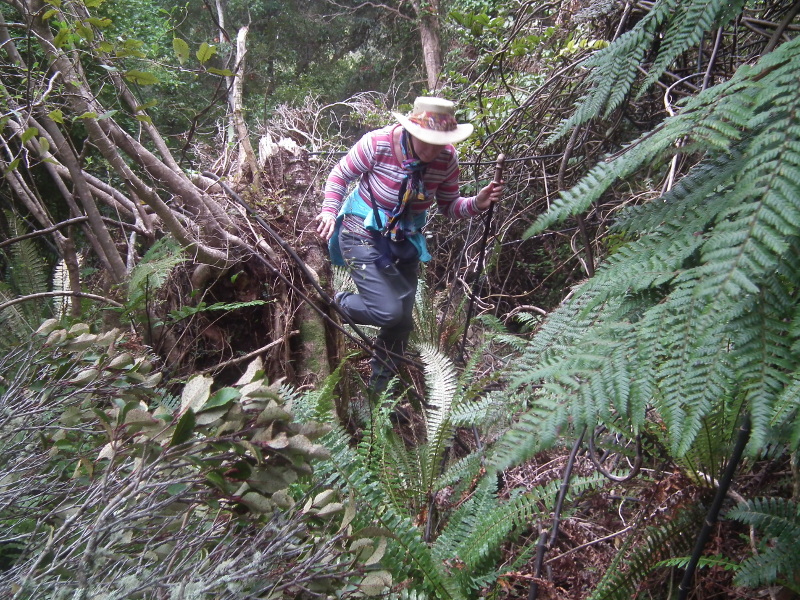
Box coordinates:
[322,125,480,224]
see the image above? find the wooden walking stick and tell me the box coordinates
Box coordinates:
[459,153,505,363]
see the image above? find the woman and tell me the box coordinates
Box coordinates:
[315,96,503,394]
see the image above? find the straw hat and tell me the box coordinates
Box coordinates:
[393,97,474,145]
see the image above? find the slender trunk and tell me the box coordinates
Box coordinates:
[412,0,443,91]
[231,25,259,181]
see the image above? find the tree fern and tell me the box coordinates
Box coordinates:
[505,37,800,466]
[726,498,800,592]
[529,35,794,238]
[638,0,746,94]
[551,0,747,142]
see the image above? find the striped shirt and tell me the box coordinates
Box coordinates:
[322,125,480,233]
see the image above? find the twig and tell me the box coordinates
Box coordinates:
[545,525,634,564]
[0,291,122,313]
[0,216,89,249]
[199,334,296,374]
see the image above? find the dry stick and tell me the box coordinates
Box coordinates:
[528,426,587,600]
[0,216,89,249]
[201,172,420,375]
[763,0,800,54]
[677,415,751,600]
[0,291,123,313]
[559,127,594,278]
[458,153,506,364]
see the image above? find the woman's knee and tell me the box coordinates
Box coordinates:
[365,299,406,328]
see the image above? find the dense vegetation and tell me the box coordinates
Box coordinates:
[1,0,799,598]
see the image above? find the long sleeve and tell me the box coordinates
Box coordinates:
[321,125,481,220]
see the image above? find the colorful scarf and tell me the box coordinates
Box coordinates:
[384,129,427,241]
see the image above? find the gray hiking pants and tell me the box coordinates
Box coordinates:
[337,231,418,393]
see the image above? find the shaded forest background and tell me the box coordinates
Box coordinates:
[1,0,800,598]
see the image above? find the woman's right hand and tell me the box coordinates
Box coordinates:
[315,213,336,240]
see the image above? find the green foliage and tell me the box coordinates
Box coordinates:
[166,298,267,324]
[125,235,184,314]
[0,213,53,352]
[503,37,800,470]
[727,497,800,592]
[0,323,367,597]
[587,505,705,599]
[300,347,609,598]
[550,0,747,141]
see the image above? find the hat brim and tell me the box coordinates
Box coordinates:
[393,113,474,145]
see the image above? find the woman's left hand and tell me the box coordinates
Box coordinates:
[475,180,505,211]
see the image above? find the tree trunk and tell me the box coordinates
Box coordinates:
[231,25,259,181]
[412,0,443,91]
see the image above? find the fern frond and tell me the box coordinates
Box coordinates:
[411,275,439,347]
[375,418,428,513]
[580,154,744,308]
[419,343,458,486]
[551,0,746,142]
[550,12,661,141]
[432,477,503,593]
[313,419,465,599]
[6,226,48,299]
[638,0,746,95]
[127,236,185,311]
[51,258,70,319]
[655,554,738,571]
[588,505,704,600]
[530,36,800,237]
[770,373,800,451]
[727,498,800,590]
[0,283,29,352]
[488,394,571,472]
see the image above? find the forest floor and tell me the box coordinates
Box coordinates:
[386,395,788,600]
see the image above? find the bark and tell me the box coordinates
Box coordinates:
[230,25,259,181]
[411,0,444,91]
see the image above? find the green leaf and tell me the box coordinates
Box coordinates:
[124,70,159,85]
[53,28,69,49]
[167,482,189,495]
[21,127,39,144]
[75,111,98,120]
[135,100,158,111]
[196,42,216,64]
[48,109,63,124]
[360,571,392,596]
[207,67,234,77]
[86,17,112,28]
[42,9,58,20]
[170,408,195,447]
[135,115,153,124]
[4,158,21,174]
[38,137,50,153]
[75,22,93,41]
[98,110,117,119]
[201,387,240,411]
[172,37,190,65]
[205,470,228,492]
